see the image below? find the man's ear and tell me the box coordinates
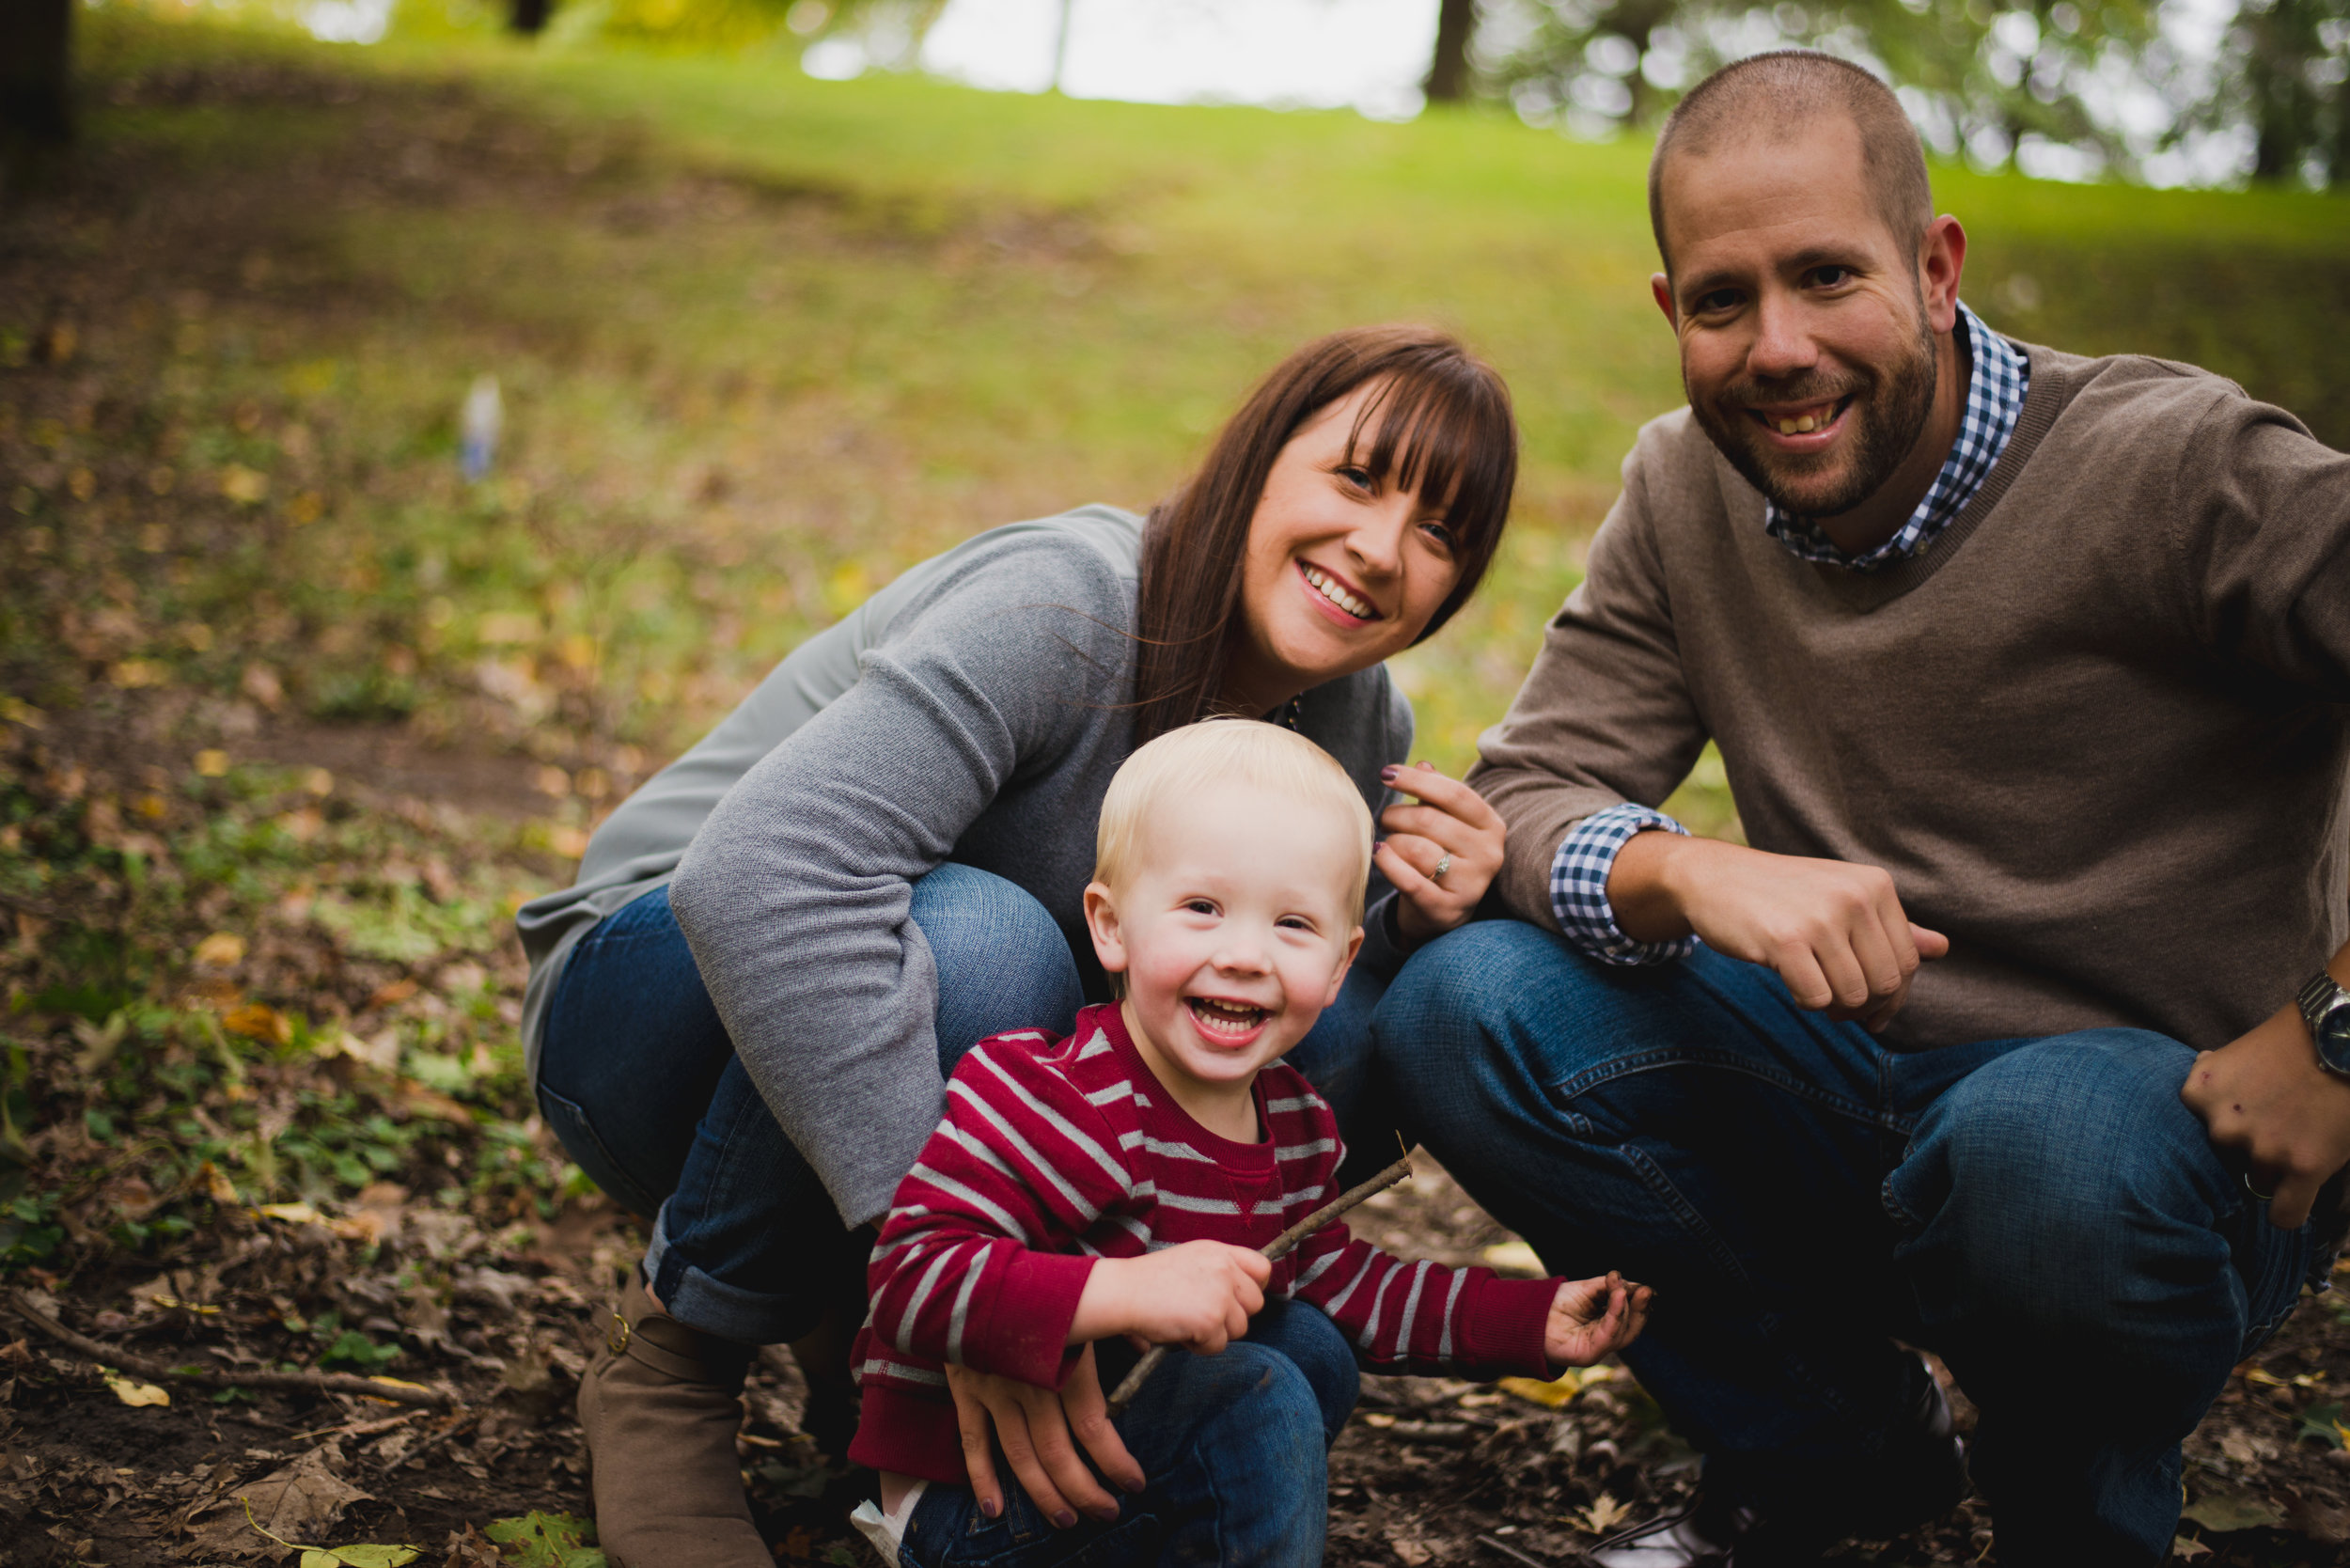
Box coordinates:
[1324,926,1366,1008]
[1083,882,1128,977]
[1917,214,1967,336]
[1651,273,1677,329]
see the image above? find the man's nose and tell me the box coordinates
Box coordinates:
[1747,290,1819,380]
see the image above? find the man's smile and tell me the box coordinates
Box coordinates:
[1745,394,1856,447]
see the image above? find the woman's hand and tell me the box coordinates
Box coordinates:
[946,1345,1144,1529]
[1376,761,1506,946]
[1543,1270,1654,1368]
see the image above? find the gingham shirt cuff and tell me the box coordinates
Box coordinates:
[1550,803,1696,966]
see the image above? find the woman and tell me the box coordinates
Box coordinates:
[515,325,1518,1568]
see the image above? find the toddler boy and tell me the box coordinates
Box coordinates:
[847,720,1652,1567]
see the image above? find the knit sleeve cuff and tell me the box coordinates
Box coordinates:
[1450,1273,1562,1381]
[967,1250,1096,1389]
[1549,803,1695,967]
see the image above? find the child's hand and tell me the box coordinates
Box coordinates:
[1071,1241,1272,1355]
[1543,1271,1653,1368]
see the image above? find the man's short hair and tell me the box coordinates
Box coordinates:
[1648,50,1933,274]
[1094,718,1373,917]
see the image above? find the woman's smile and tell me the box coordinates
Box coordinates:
[1296,559,1384,626]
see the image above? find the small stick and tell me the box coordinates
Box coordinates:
[1104,1152,1414,1415]
[8,1288,458,1409]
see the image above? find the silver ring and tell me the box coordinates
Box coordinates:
[1432,853,1452,884]
[2246,1172,2275,1202]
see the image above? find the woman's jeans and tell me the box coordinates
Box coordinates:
[1376,922,2321,1568]
[899,1300,1357,1568]
[536,864,1389,1347]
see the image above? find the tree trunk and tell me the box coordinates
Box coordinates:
[0,0,72,144]
[1425,0,1477,103]
[509,0,554,36]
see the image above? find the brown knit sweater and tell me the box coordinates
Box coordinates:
[1471,342,2350,1052]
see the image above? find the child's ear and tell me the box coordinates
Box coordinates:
[1083,882,1129,976]
[1323,925,1365,1008]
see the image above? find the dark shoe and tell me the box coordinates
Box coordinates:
[1584,1359,1967,1567]
[577,1280,769,1568]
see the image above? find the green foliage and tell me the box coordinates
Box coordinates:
[484,1512,607,1568]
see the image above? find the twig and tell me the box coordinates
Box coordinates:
[375,1406,480,1474]
[8,1288,457,1408]
[1477,1533,1555,1568]
[1104,1152,1414,1415]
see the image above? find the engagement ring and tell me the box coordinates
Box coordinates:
[1433,853,1452,884]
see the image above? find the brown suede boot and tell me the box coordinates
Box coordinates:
[577,1280,769,1568]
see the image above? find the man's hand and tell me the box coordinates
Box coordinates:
[945,1346,1142,1529]
[1069,1241,1272,1355]
[2184,1001,2350,1229]
[1610,833,1949,1032]
[1543,1271,1654,1368]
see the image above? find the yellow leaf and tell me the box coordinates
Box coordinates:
[196,748,231,777]
[1497,1364,1615,1408]
[2244,1368,2287,1388]
[196,1160,243,1205]
[257,1201,327,1226]
[367,1376,431,1392]
[104,1372,171,1407]
[1481,1240,1543,1275]
[109,659,167,689]
[220,464,269,504]
[0,696,46,729]
[2332,1419,2350,1451]
[1575,1493,1633,1535]
[194,932,247,967]
[223,1002,294,1046]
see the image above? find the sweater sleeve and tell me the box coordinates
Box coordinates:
[2171,386,2350,700]
[1467,417,1716,931]
[865,1039,1138,1388]
[1285,1218,1558,1381]
[666,535,1132,1229]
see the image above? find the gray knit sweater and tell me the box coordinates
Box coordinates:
[515,506,1415,1227]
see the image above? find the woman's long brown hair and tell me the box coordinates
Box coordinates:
[1129,325,1518,745]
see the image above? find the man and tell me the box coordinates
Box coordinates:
[1377,48,2350,1567]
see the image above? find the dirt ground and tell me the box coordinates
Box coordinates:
[8,35,2350,1568]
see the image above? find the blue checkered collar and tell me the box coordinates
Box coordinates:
[1762,302,2029,572]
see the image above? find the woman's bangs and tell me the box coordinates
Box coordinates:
[1342,365,1513,551]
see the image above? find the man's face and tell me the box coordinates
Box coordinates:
[1652,118,1945,521]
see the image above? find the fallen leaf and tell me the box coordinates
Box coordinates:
[220,464,269,503]
[196,1161,243,1205]
[2284,1487,2350,1544]
[2180,1484,2284,1534]
[187,1445,371,1560]
[223,1002,294,1046]
[1480,1240,1543,1274]
[195,932,247,967]
[1576,1494,1634,1536]
[1385,1533,1432,1566]
[1498,1364,1614,1408]
[257,1201,328,1226]
[196,748,231,777]
[104,1372,171,1407]
[2173,1536,2212,1561]
[483,1511,606,1568]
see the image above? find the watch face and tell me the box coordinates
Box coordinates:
[2321,1001,2350,1076]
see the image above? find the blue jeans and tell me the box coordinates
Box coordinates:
[900,1300,1358,1568]
[536,865,1389,1345]
[1375,922,2318,1567]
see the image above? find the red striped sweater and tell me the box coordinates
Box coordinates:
[848,1003,1560,1482]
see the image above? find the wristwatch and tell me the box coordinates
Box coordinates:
[2297,971,2350,1077]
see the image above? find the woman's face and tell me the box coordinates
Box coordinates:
[1228,380,1465,711]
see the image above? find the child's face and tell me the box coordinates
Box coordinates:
[1084,779,1364,1105]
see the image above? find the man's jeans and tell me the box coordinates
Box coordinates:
[898,1300,1358,1568]
[536,865,1388,1346]
[1376,921,2319,1566]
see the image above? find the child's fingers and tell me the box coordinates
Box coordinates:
[1231,1247,1274,1286]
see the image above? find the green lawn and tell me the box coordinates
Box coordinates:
[25,8,2350,846]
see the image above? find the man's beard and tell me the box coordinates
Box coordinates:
[1689,306,1939,522]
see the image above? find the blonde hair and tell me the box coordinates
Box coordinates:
[1095,719,1375,917]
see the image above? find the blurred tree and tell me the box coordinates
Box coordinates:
[1,0,72,144]
[2202,0,2350,183]
[1427,0,1480,102]
[511,0,555,32]
[1476,0,2156,175]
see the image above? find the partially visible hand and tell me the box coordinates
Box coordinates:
[1543,1271,1653,1368]
[946,1346,1141,1529]
[1612,833,1948,1033]
[2184,1002,2350,1229]
[1072,1241,1271,1356]
[1377,761,1507,946]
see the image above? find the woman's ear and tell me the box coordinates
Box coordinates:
[1084,882,1129,976]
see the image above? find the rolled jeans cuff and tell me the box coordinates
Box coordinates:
[646,1199,831,1346]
